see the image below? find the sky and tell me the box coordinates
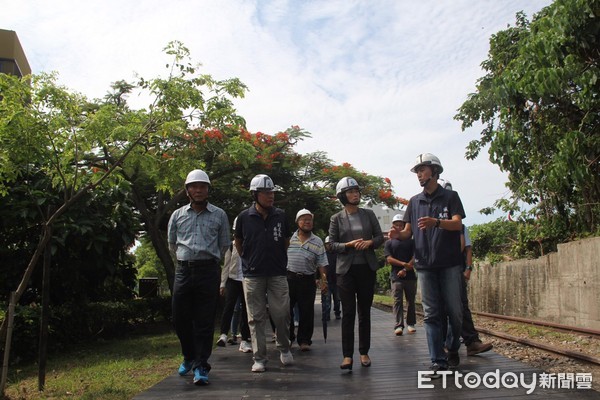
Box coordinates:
[2,0,553,225]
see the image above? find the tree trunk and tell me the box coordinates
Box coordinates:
[129,186,183,294]
[38,221,52,391]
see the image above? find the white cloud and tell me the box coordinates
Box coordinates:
[1,0,552,224]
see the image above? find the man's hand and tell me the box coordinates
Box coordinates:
[417,216,437,230]
[464,269,471,281]
[388,225,401,239]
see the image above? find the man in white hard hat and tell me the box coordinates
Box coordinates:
[167,169,230,386]
[384,211,417,336]
[389,153,465,378]
[234,174,293,372]
[437,179,493,357]
[287,208,328,352]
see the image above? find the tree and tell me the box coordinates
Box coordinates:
[455,0,600,255]
[0,168,138,305]
[94,42,403,292]
[0,43,209,344]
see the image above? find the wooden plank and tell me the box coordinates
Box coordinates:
[134,300,598,399]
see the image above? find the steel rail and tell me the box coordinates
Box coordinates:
[472,311,600,337]
[477,327,600,366]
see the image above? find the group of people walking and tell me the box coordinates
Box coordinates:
[167,152,491,386]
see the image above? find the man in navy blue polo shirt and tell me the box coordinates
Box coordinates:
[389,153,464,377]
[234,174,293,373]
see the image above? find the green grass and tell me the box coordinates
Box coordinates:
[3,297,397,399]
[3,331,181,400]
[373,294,393,307]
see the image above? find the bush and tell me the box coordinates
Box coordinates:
[376,263,391,294]
[0,297,172,363]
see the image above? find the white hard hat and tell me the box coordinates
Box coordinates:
[185,169,211,186]
[410,153,443,174]
[438,178,452,190]
[249,174,276,192]
[335,177,360,196]
[295,208,314,222]
[392,211,405,222]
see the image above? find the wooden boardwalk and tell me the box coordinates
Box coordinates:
[134,303,598,399]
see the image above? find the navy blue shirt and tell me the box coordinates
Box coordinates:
[384,238,416,281]
[234,204,291,277]
[404,185,465,269]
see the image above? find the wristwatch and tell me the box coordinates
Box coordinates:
[465,265,473,271]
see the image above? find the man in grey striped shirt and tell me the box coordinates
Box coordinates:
[287,208,328,352]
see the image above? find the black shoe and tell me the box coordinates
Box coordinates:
[360,355,371,367]
[340,357,353,370]
[448,351,460,368]
[429,363,448,379]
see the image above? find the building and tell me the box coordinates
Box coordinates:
[0,29,31,77]
[363,201,404,234]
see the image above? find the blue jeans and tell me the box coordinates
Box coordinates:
[417,265,463,367]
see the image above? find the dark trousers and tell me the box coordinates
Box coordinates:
[337,264,375,358]
[219,278,251,341]
[172,262,220,371]
[321,282,341,321]
[391,279,417,328]
[288,273,317,345]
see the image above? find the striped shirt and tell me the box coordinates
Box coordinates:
[167,202,230,262]
[286,231,328,275]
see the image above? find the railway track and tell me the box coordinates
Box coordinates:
[374,302,600,366]
[470,311,600,366]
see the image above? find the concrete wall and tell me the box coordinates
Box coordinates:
[468,236,600,330]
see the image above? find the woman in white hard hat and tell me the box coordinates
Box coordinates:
[328,177,384,370]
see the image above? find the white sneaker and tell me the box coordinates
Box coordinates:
[239,340,252,353]
[216,333,227,347]
[251,361,266,372]
[407,325,416,333]
[394,327,403,336]
[280,350,294,366]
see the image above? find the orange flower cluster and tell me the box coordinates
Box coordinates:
[379,189,393,200]
[237,129,295,170]
[203,129,224,141]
